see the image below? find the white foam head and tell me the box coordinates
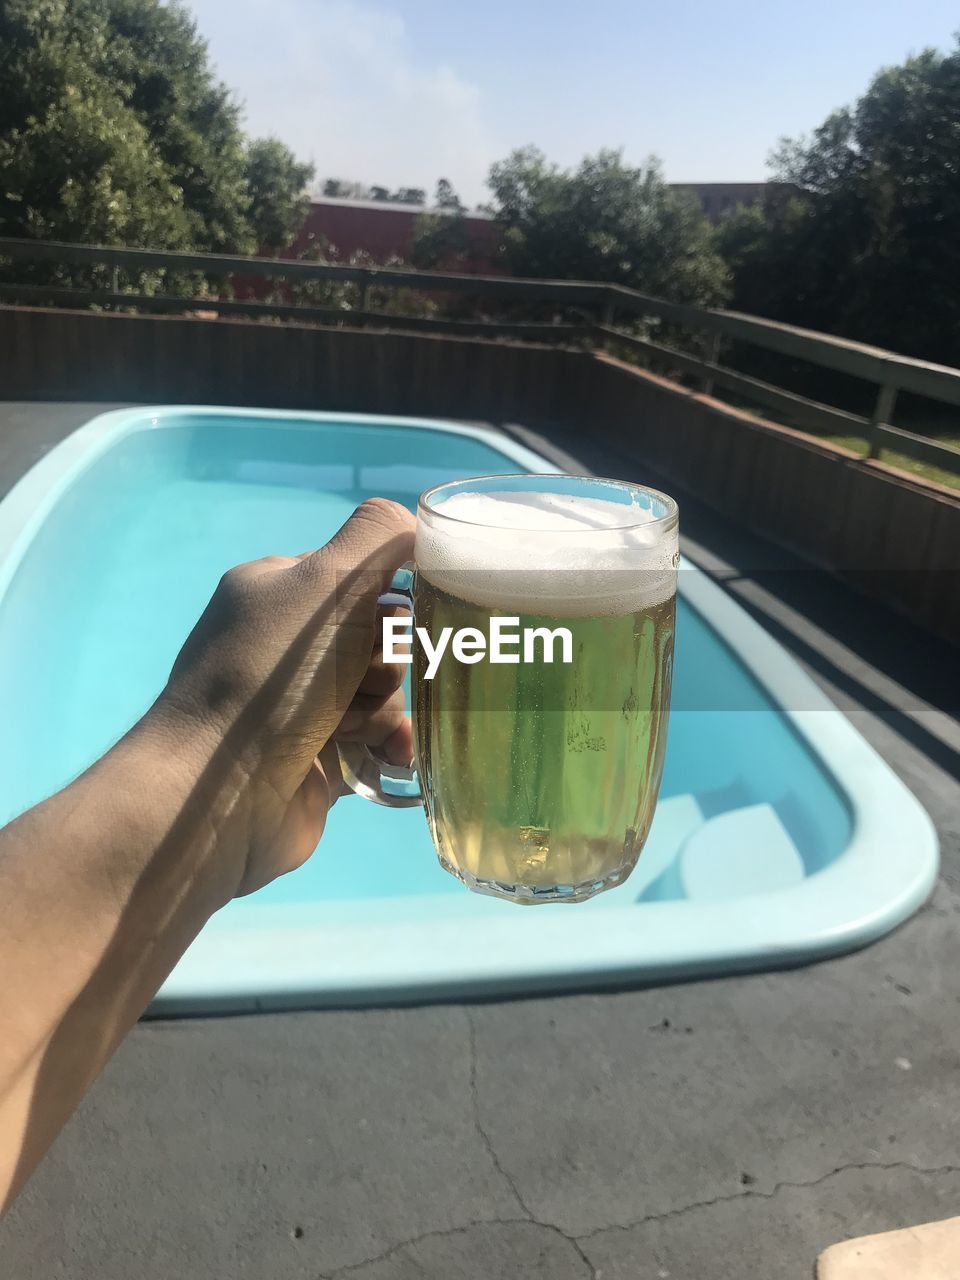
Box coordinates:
[415,489,678,615]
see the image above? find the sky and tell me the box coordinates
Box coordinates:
[183,0,959,207]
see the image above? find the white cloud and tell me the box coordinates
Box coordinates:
[183,0,498,205]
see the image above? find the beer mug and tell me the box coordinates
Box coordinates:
[339,474,679,904]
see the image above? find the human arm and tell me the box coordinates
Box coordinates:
[0,498,414,1209]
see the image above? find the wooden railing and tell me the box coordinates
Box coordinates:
[2,235,959,477]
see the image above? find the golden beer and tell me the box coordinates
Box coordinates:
[339,474,679,903]
[412,574,676,902]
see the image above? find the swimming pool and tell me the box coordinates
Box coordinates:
[0,407,937,1009]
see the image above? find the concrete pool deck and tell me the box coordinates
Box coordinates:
[0,401,957,1279]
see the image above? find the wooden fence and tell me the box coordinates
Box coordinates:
[2,234,960,477]
[0,301,957,643]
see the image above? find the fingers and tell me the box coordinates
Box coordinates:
[167,499,416,800]
[358,653,407,697]
[222,498,414,587]
[300,498,415,594]
[380,718,414,767]
[337,683,413,765]
[221,499,414,600]
[358,602,410,696]
[339,596,412,767]
[231,554,298,582]
[337,687,407,747]
[315,741,345,806]
[221,501,414,608]
[334,717,413,770]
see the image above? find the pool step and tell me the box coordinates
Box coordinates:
[589,794,705,907]
[679,802,805,901]
[632,798,805,903]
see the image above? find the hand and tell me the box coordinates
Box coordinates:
[0,497,418,1209]
[147,497,415,900]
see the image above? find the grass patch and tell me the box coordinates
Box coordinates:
[806,432,960,492]
[703,382,960,492]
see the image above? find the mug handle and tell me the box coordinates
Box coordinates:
[337,565,423,808]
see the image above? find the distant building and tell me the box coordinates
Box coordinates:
[248,185,789,296]
[671,182,792,222]
[292,186,791,264]
[290,195,501,270]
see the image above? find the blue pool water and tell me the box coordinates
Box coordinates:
[0,409,936,1004]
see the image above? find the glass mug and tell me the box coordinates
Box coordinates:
[339,474,679,904]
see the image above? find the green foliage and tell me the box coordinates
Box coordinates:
[409,210,470,270]
[434,178,463,211]
[1,75,190,251]
[322,180,426,205]
[487,147,729,306]
[280,235,435,318]
[322,179,368,199]
[0,0,312,291]
[723,40,960,363]
[244,138,313,252]
[354,250,436,315]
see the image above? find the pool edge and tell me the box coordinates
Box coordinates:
[0,404,939,1007]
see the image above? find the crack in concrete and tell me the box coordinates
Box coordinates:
[313,1156,960,1277]
[564,1232,600,1278]
[316,1036,960,1277]
[574,1159,960,1242]
[317,1217,596,1279]
[316,1015,600,1279]
[464,1008,534,1222]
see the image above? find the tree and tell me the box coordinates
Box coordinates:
[393,187,426,206]
[410,181,481,269]
[322,178,371,199]
[721,40,960,363]
[487,146,729,306]
[0,0,310,263]
[244,138,313,252]
[319,180,426,205]
[409,208,471,270]
[434,178,463,211]
[0,67,194,252]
